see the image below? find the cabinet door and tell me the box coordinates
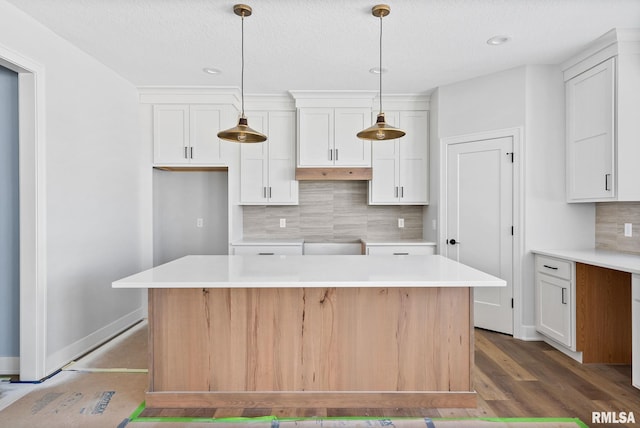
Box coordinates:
[298,108,333,166]
[536,272,572,347]
[240,112,268,204]
[153,105,189,165]
[566,57,616,202]
[190,105,224,165]
[267,111,298,204]
[398,111,429,204]
[334,108,371,166]
[369,112,400,204]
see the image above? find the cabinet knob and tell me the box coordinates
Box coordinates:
[447,239,459,245]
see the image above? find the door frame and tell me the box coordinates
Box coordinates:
[0,44,47,380]
[439,127,524,338]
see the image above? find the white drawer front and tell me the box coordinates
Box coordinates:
[232,245,303,256]
[536,255,572,280]
[367,245,435,256]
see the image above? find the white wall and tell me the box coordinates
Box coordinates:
[0,0,146,376]
[153,170,229,265]
[431,65,594,338]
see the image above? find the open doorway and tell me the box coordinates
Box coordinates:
[0,46,47,381]
[0,65,19,375]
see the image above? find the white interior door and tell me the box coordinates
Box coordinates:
[446,136,514,334]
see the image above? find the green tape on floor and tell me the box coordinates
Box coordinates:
[128,402,587,426]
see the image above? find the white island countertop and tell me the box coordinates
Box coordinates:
[112,254,506,289]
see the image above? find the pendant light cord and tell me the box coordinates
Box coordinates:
[379,14,383,114]
[241,12,245,117]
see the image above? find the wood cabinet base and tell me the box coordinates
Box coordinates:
[147,286,475,409]
[146,391,477,409]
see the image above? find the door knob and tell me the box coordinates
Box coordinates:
[447,239,459,245]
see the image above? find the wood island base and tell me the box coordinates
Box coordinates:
[147,286,476,409]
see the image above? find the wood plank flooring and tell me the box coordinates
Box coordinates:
[140,328,640,426]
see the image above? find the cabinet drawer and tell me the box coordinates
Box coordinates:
[232,245,303,256]
[536,255,572,280]
[367,245,435,256]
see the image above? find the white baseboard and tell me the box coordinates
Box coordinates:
[515,324,544,341]
[45,307,145,376]
[0,357,19,375]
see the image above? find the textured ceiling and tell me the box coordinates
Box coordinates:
[5,0,640,94]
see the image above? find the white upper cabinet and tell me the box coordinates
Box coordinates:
[563,29,640,202]
[297,107,371,167]
[153,104,229,166]
[369,110,429,205]
[240,111,298,205]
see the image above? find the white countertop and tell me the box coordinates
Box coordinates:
[532,248,640,275]
[112,254,506,289]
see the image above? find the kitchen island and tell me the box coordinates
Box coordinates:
[112,254,505,410]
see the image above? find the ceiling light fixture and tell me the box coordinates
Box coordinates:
[486,35,511,46]
[357,4,405,141]
[217,4,266,143]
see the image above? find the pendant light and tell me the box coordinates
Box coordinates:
[217,4,267,143]
[357,4,406,141]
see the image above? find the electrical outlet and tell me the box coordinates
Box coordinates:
[196,218,204,228]
[624,223,632,237]
[398,218,404,228]
[280,218,286,228]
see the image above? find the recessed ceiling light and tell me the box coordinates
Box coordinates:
[369,67,388,74]
[202,67,221,75]
[486,35,511,46]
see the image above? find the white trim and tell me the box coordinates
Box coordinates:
[45,308,145,374]
[518,324,544,341]
[0,43,47,381]
[0,357,19,375]
[439,127,524,338]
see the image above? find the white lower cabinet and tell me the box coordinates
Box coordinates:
[633,275,640,389]
[231,241,303,255]
[364,243,435,256]
[535,255,574,348]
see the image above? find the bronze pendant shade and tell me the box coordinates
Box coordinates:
[357,4,406,141]
[217,4,267,143]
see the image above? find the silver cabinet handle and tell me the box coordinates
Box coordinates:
[329,149,333,160]
[605,173,611,191]
[400,186,404,198]
[258,252,274,255]
[394,186,398,197]
[184,146,188,159]
[561,288,567,304]
[335,149,339,161]
[393,252,410,255]
[543,264,558,270]
[190,147,194,159]
[268,187,272,198]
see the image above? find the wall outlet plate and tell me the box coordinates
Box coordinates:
[398,218,404,228]
[280,218,286,228]
[624,223,632,237]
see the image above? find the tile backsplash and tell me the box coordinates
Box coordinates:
[242,181,424,242]
[595,202,640,255]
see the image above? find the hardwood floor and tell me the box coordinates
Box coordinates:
[140,328,640,426]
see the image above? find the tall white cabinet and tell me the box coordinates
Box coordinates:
[369,110,429,205]
[240,111,298,205]
[563,29,640,202]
